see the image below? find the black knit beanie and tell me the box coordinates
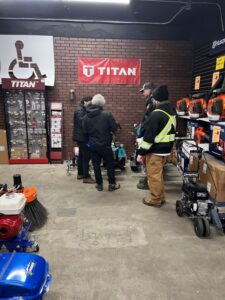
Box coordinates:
[152,85,169,102]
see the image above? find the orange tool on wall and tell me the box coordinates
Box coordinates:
[188,93,207,119]
[176,97,190,116]
[194,127,209,144]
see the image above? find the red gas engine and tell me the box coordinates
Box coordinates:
[207,94,225,121]
[194,127,209,144]
[207,75,225,121]
[176,97,190,116]
[0,193,26,240]
[188,93,207,119]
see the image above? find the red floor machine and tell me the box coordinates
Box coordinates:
[0,188,39,252]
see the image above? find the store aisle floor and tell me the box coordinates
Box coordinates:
[1,163,225,300]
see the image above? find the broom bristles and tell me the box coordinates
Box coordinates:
[24,198,48,231]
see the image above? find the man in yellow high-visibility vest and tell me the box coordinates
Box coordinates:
[137,85,176,207]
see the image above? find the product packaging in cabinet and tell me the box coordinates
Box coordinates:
[4,90,48,164]
[50,103,63,163]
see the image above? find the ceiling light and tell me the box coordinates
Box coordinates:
[64,0,130,4]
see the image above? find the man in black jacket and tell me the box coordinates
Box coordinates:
[139,82,156,137]
[83,94,120,192]
[137,85,176,207]
[73,96,95,183]
[137,82,156,190]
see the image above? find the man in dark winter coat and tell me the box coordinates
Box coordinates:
[73,96,95,183]
[137,85,176,207]
[137,82,156,190]
[139,82,156,137]
[82,94,120,192]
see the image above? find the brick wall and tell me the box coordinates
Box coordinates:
[0,37,193,158]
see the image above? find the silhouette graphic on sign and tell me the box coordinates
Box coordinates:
[8,40,46,80]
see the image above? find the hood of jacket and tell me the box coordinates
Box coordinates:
[156,101,176,115]
[86,105,103,118]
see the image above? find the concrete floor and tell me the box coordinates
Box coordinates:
[1,163,225,300]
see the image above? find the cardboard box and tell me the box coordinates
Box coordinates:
[199,153,225,202]
[188,153,199,172]
[0,130,9,164]
[41,146,48,158]
[182,141,198,158]
[179,141,198,172]
[187,121,199,139]
[199,159,209,185]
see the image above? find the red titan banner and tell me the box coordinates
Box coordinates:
[78,58,141,85]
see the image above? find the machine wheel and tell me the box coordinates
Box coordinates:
[33,244,40,253]
[176,200,184,217]
[202,218,210,237]
[194,217,205,238]
[131,166,138,172]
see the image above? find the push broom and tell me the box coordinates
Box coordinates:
[13,174,48,231]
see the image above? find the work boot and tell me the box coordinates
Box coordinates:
[77,175,83,180]
[137,176,149,190]
[96,184,103,191]
[108,183,120,192]
[83,177,96,184]
[142,198,164,208]
[139,177,146,184]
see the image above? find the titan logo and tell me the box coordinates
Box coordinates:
[11,80,37,88]
[83,65,137,77]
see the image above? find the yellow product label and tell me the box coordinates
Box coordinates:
[212,71,220,86]
[212,126,221,143]
[216,56,225,70]
[194,76,201,90]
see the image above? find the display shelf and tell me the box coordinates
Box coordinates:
[179,115,225,125]
[197,117,209,122]
[4,90,48,163]
[182,140,209,151]
[179,115,191,119]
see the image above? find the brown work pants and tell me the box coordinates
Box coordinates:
[146,154,167,204]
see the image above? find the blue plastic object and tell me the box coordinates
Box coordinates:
[0,223,38,253]
[0,252,52,299]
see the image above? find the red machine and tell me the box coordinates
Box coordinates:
[188,94,207,119]
[0,215,23,240]
[194,127,209,144]
[176,97,190,116]
[0,193,26,240]
[207,75,225,121]
[207,94,225,121]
